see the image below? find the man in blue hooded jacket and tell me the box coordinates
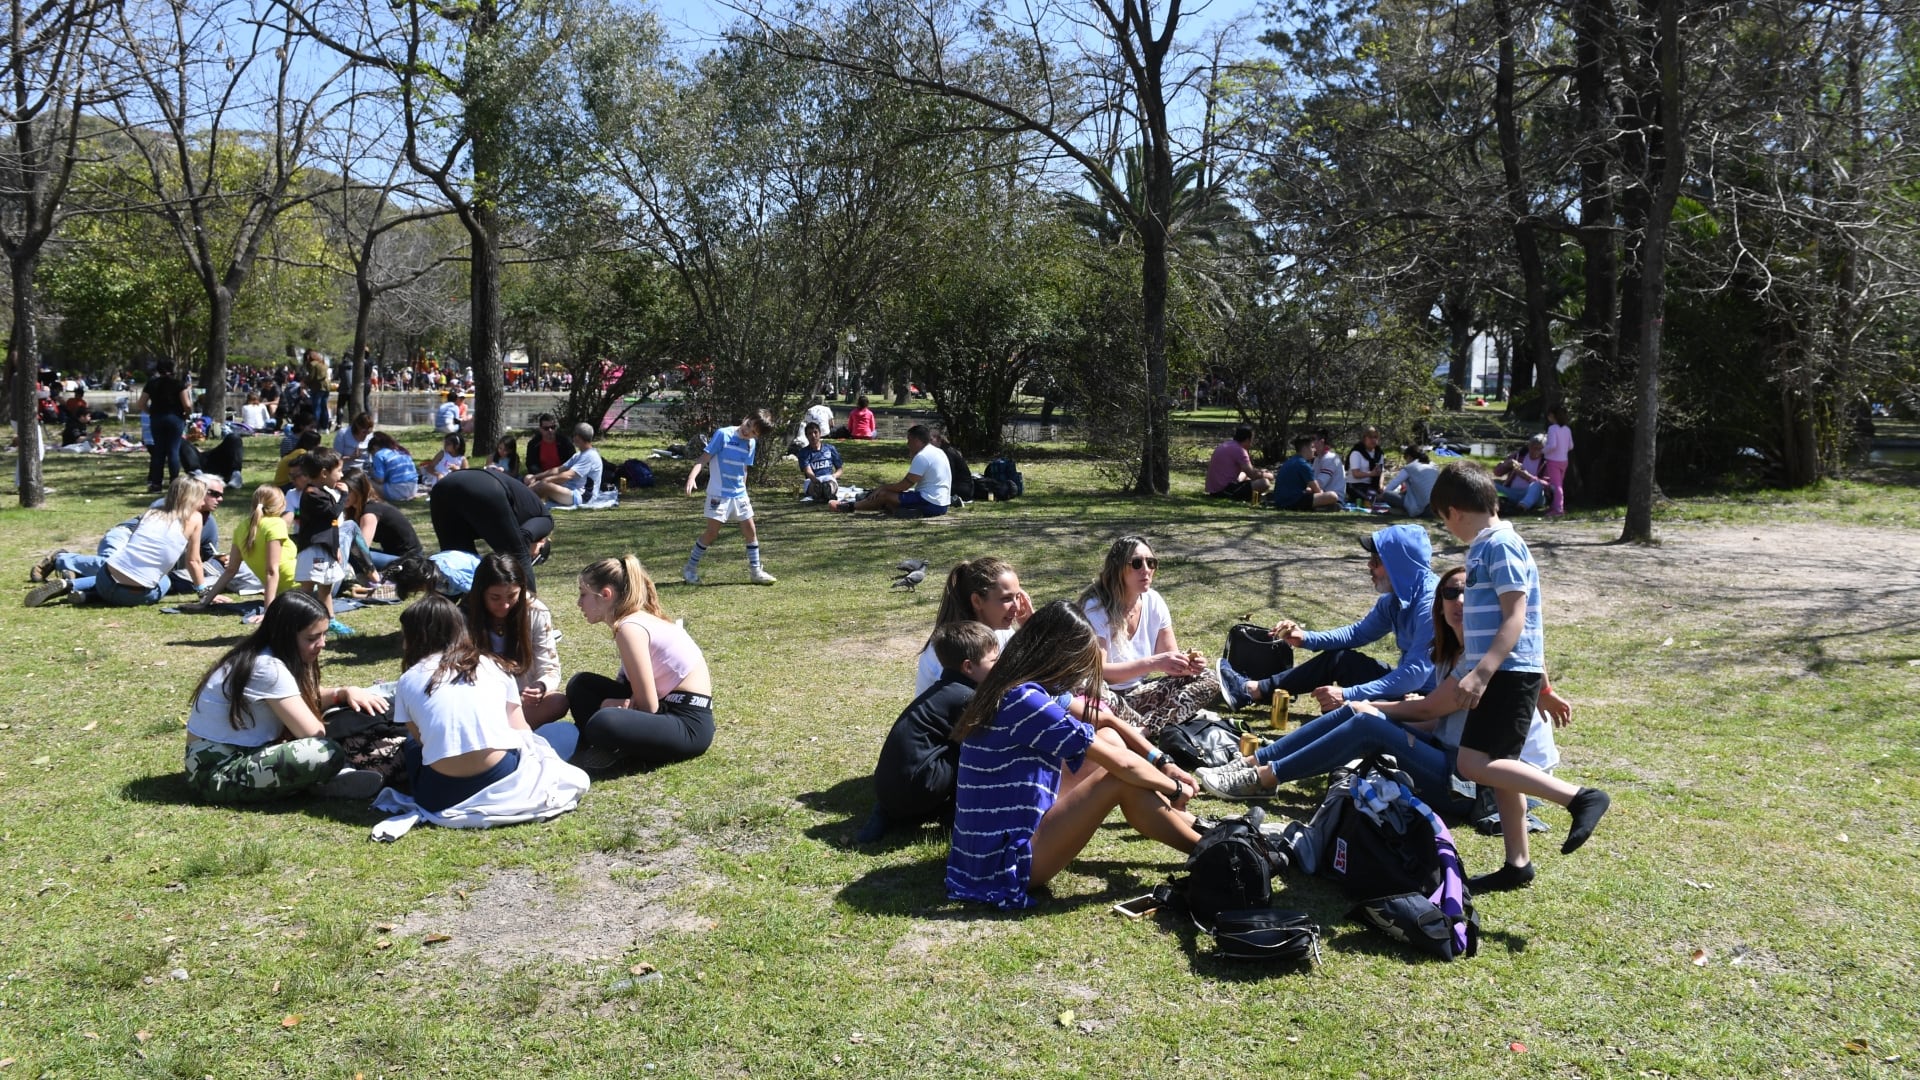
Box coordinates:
[1217,523,1438,714]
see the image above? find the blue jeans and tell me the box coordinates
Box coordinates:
[1252,705,1452,803]
[1253,649,1390,700]
[149,412,187,487]
[1498,481,1543,511]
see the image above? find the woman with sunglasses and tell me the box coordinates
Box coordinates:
[1076,536,1219,737]
[1196,566,1568,809]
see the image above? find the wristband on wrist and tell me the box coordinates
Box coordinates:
[1145,748,1164,766]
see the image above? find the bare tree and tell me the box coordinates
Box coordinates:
[111,0,348,418]
[1,0,115,506]
[749,0,1226,494]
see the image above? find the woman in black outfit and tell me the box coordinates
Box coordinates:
[135,359,193,492]
[428,467,554,589]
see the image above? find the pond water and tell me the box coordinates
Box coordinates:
[1868,447,1920,468]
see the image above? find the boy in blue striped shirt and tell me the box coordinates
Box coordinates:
[1431,461,1609,892]
[683,410,778,585]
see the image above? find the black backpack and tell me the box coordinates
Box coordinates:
[1224,622,1295,681]
[983,457,1023,499]
[1177,809,1320,964]
[1282,756,1480,960]
[1153,713,1244,769]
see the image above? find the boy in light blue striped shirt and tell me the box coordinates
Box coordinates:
[1431,460,1609,893]
[682,409,778,585]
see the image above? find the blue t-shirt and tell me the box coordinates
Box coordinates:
[705,426,755,498]
[946,682,1094,911]
[561,448,603,494]
[1270,454,1314,508]
[1462,521,1544,672]
[799,442,842,479]
[369,448,418,488]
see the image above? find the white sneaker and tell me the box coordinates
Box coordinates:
[748,567,777,585]
[682,567,702,585]
[1196,761,1270,801]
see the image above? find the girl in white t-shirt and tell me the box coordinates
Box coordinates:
[463,554,570,732]
[1076,536,1219,737]
[183,591,389,803]
[395,594,544,811]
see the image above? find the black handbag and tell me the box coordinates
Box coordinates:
[1210,908,1322,963]
[1224,622,1295,681]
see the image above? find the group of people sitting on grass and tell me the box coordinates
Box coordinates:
[859,461,1609,908]
[1211,408,1573,519]
[177,551,719,833]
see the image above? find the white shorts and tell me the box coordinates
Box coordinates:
[296,547,349,587]
[704,493,754,523]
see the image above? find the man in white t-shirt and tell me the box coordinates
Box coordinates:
[830,424,951,517]
[1312,430,1348,502]
[526,423,603,507]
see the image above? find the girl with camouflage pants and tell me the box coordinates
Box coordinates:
[184,592,392,803]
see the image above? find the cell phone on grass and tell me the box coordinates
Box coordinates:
[1112,894,1160,919]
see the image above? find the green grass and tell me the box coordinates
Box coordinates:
[0,429,1916,1077]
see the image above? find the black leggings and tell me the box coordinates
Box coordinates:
[1256,649,1393,699]
[429,468,551,590]
[566,672,715,767]
[181,433,245,482]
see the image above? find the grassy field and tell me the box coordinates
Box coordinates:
[0,430,1915,1078]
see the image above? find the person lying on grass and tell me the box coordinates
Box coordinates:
[182,590,390,803]
[946,600,1204,911]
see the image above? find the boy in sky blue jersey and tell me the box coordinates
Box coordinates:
[1431,460,1610,893]
[683,409,779,585]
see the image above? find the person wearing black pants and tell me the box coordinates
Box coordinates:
[567,555,717,771]
[182,431,245,484]
[427,467,553,589]
[136,360,192,492]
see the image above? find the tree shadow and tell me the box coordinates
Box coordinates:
[118,773,387,825]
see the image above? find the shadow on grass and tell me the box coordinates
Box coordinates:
[794,775,949,853]
[119,772,387,825]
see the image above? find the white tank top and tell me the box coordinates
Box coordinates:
[109,513,187,589]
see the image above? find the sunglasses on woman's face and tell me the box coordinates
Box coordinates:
[1130,557,1158,571]
[1438,585,1465,601]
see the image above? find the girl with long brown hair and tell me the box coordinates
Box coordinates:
[946,601,1203,910]
[913,556,1034,694]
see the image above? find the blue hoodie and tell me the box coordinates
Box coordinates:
[1300,523,1438,701]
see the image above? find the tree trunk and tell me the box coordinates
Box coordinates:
[1135,215,1172,495]
[201,286,233,420]
[1621,0,1683,543]
[1494,0,1557,417]
[10,254,44,507]
[1572,0,1622,503]
[468,219,505,456]
[1442,287,1471,412]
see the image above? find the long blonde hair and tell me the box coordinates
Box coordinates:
[241,484,286,556]
[1077,535,1150,628]
[580,555,663,620]
[155,474,208,529]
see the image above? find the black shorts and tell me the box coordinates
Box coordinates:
[1274,493,1317,512]
[1209,480,1252,501]
[1459,670,1542,760]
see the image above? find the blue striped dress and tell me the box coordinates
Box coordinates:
[946,682,1093,910]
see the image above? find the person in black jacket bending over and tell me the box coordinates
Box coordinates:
[855,620,1000,843]
[428,467,555,590]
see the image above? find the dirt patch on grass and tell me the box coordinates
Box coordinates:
[885,916,998,963]
[390,846,720,969]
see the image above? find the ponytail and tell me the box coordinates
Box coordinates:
[580,554,664,620]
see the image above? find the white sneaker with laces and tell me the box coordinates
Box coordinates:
[1196,761,1270,801]
[748,567,777,585]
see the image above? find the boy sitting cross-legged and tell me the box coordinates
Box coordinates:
[855,621,1000,843]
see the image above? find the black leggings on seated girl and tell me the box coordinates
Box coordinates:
[402,739,521,813]
[565,672,715,765]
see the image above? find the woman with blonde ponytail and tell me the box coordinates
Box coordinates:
[190,484,295,622]
[565,555,714,771]
[912,556,1034,695]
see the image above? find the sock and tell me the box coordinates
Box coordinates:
[685,540,708,572]
[746,543,762,570]
[1562,787,1611,855]
[1467,861,1536,893]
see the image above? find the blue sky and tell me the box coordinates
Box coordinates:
[647,0,1275,57]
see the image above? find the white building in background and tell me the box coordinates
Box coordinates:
[1432,333,1574,396]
